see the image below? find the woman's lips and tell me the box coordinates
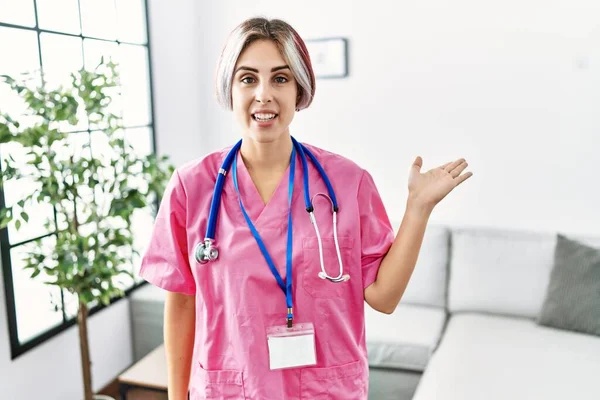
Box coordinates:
[252,113,278,127]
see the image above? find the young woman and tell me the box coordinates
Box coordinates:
[139,17,472,400]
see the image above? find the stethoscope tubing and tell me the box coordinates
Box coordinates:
[205,140,242,240]
[199,136,348,282]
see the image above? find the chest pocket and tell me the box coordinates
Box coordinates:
[302,236,354,298]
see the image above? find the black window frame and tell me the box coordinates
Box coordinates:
[0,0,156,360]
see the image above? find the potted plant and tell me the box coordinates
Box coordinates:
[0,58,174,400]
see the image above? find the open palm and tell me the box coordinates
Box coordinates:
[408,157,473,209]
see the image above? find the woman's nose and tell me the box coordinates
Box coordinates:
[255,83,273,103]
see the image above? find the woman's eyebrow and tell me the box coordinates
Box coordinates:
[235,65,290,74]
[271,65,290,72]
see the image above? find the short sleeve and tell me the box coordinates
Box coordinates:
[358,170,395,289]
[138,169,196,295]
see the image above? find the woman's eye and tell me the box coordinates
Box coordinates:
[241,76,255,84]
[275,76,288,84]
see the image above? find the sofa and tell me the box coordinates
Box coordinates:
[130,224,600,399]
[366,224,600,400]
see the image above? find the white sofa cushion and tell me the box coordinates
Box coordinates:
[448,227,556,318]
[413,313,600,400]
[365,303,446,372]
[391,223,449,308]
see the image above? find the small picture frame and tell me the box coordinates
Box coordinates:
[305,38,348,79]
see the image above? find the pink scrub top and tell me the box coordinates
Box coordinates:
[139,142,395,400]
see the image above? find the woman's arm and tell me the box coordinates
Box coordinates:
[364,156,471,314]
[164,291,196,400]
[364,199,432,314]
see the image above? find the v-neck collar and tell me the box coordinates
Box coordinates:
[225,147,304,228]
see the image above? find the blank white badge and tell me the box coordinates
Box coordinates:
[266,322,317,370]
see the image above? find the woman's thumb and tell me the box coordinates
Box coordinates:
[412,156,423,173]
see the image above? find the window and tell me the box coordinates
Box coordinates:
[0,0,156,359]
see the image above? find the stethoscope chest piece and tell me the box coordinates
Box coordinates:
[194,239,219,264]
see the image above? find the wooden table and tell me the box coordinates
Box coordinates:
[118,344,169,400]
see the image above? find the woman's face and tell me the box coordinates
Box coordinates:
[231,40,298,143]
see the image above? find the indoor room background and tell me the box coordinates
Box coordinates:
[0,0,598,398]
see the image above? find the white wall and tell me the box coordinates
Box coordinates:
[152,0,600,237]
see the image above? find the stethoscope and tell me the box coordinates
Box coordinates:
[194,136,350,283]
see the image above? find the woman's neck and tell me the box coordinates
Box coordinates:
[240,134,294,174]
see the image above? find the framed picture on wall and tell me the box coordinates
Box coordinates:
[305,38,348,79]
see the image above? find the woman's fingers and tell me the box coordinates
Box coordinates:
[449,160,469,178]
[455,171,473,185]
[444,158,466,172]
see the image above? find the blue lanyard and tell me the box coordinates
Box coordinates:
[232,148,296,327]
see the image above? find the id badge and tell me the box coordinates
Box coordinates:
[266,322,317,370]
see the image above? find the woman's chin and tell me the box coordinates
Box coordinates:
[247,128,289,143]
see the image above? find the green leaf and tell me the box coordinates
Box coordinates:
[0,58,175,306]
[0,125,12,142]
[15,219,21,231]
[0,213,12,228]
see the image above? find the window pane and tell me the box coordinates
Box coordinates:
[114,253,135,289]
[119,44,151,127]
[39,32,88,133]
[80,0,117,40]
[120,127,151,200]
[39,32,83,90]
[89,129,133,225]
[83,38,123,124]
[63,289,99,319]
[89,127,152,287]
[0,28,39,75]
[0,29,53,244]
[0,27,41,131]
[88,129,113,216]
[0,142,55,244]
[2,177,54,245]
[52,131,92,163]
[89,128,137,291]
[62,289,78,319]
[37,0,81,35]
[116,0,147,44]
[11,237,64,344]
[125,127,153,284]
[83,38,119,70]
[0,0,35,27]
[125,126,153,156]
[89,130,113,160]
[53,132,93,232]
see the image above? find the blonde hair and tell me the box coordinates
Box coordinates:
[215,17,316,111]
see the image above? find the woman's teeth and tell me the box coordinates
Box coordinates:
[253,113,276,121]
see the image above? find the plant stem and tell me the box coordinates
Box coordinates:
[77,299,93,400]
